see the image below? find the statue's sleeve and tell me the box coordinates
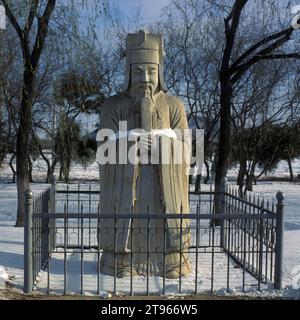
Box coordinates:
[98,98,133,253]
[159,95,191,250]
[169,96,189,131]
[168,96,191,170]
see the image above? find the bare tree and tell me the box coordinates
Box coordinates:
[231,58,300,194]
[0,27,21,170]
[158,0,222,189]
[1,0,57,226]
[1,0,111,225]
[213,0,300,218]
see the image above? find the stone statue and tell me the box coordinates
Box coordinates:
[98,30,192,278]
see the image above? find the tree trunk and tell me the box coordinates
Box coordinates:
[4,0,57,227]
[287,156,294,182]
[245,174,254,192]
[195,174,201,193]
[15,68,34,227]
[189,174,193,185]
[59,157,70,182]
[214,73,232,224]
[237,158,246,196]
[64,157,71,183]
[253,178,257,186]
[48,158,57,183]
[211,155,217,177]
[9,153,16,183]
[203,160,210,184]
[28,156,33,183]
[38,144,57,183]
[59,164,63,181]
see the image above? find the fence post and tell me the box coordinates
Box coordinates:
[220,185,229,248]
[274,191,285,290]
[24,190,33,294]
[51,177,56,250]
[50,176,56,250]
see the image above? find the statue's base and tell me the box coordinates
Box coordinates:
[99,251,192,279]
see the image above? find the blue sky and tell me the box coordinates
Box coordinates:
[112,0,171,30]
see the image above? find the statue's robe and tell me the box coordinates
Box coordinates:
[98,91,191,275]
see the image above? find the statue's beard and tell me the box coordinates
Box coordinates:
[138,85,152,97]
[134,84,156,104]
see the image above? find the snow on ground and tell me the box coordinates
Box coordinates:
[0,265,9,288]
[1,154,300,183]
[0,155,99,183]
[226,158,300,179]
[0,159,300,298]
[0,183,50,294]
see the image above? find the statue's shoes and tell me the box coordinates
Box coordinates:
[165,264,192,279]
[165,270,182,279]
[117,269,138,278]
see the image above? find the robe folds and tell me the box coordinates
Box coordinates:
[98,91,191,255]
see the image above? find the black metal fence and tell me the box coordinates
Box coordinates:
[221,188,284,291]
[24,184,284,296]
[24,185,56,293]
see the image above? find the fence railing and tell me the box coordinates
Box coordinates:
[222,187,284,290]
[24,184,284,296]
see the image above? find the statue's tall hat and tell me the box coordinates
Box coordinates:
[122,30,167,92]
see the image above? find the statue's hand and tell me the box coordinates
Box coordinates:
[139,133,151,152]
[141,97,153,132]
[140,96,152,109]
[139,133,158,153]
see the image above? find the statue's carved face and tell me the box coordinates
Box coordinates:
[130,63,159,98]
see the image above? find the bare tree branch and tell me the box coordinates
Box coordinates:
[31,0,56,69]
[1,0,23,39]
[231,28,295,83]
[230,27,294,70]
[24,0,39,37]
[221,0,248,71]
[257,53,300,60]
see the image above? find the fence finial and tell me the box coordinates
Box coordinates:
[276,191,285,204]
[49,175,56,186]
[25,190,33,204]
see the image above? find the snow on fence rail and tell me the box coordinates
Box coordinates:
[23,184,285,296]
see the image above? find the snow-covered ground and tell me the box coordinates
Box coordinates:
[0,159,300,298]
[1,154,300,183]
